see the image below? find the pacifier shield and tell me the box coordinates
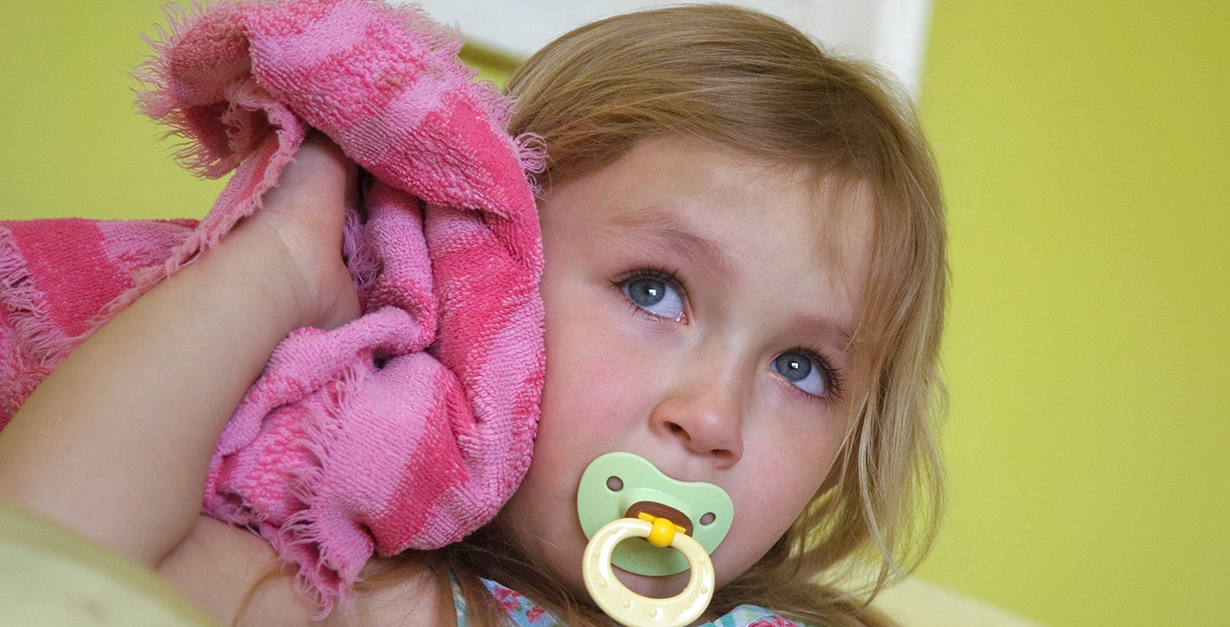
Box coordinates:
[577,452,733,576]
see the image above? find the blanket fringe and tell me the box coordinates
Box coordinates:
[265,359,369,618]
[0,229,81,424]
[515,132,547,197]
[134,0,246,178]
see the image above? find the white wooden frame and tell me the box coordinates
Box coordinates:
[406,0,933,94]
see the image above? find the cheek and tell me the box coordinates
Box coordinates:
[534,299,653,478]
[540,318,633,429]
[739,436,832,524]
[539,284,672,434]
[719,407,849,568]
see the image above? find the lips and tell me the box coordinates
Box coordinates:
[625,500,693,537]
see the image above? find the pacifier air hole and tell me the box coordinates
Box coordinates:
[577,452,733,577]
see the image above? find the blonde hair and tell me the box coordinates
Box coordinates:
[376,5,947,627]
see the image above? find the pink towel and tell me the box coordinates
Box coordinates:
[0,0,543,612]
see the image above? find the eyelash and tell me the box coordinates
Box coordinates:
[610,267,690,321]
[611,267,843,403]
[786,346,843,405]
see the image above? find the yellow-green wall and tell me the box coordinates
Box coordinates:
[918,0,1229,625]
[2,2,1226,626]
[1,1,225,220]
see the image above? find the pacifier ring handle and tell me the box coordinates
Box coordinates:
[582,518,716,627]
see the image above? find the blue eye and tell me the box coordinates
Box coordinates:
[771,351,828,397]
[620,275,685,321]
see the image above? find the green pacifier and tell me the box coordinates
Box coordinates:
[578,452,734,627]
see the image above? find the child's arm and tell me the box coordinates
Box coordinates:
[0,135,359,569]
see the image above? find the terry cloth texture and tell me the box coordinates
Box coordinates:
[0,0,544,614]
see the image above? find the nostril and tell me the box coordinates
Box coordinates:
[668,423,685,435]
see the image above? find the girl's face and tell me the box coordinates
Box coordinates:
[501,136,875,603]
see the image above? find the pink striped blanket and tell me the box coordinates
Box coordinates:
[0,0,543,613]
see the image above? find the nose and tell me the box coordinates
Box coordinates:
[648,354,745,467]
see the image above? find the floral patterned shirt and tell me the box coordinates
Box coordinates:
[452,577,809,627]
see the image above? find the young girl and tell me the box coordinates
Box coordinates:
[0,4,945,627]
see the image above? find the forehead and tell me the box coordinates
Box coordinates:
[540,136,877,299]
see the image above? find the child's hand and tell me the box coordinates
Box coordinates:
[235,133,361,331]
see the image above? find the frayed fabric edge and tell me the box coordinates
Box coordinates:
[0,227,82,424]
[261,360,371,618]
[134,0,250,179]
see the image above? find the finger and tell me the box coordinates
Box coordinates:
[268,135,341,196]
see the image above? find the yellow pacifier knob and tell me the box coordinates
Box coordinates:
[582,518,716,627]
[637,513,686,548]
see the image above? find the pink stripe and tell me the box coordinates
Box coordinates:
[373,365,471,552]
[249,0,374,69]
[4,220,130,339]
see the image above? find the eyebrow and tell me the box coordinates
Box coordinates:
[598,205,859,355]
[597,205,739,284]
[793,317,857,356]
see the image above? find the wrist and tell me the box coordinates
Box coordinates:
[210,134,360,331]
[190,223,318,334]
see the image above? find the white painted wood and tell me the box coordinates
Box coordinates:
[404,0,932,94]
